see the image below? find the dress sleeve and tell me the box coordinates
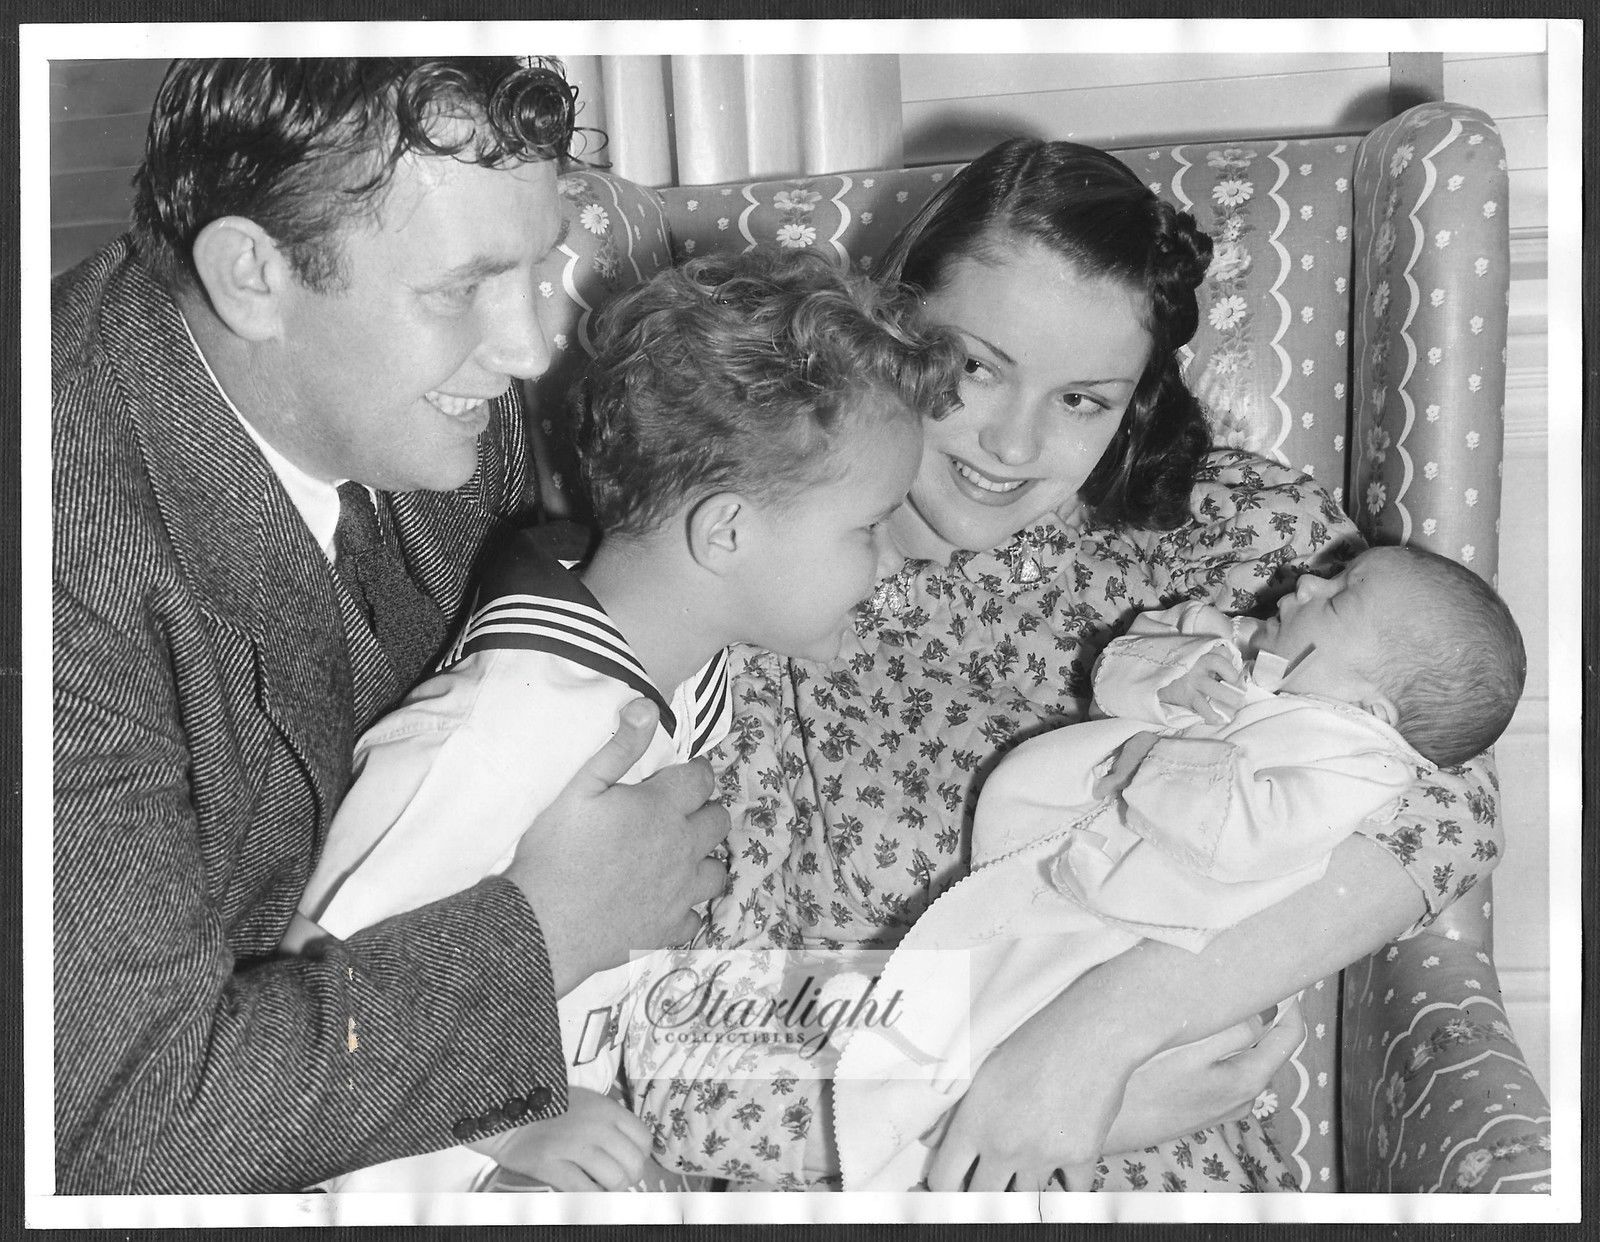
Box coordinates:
[1357,752,1506,928]
[1133,449,1362,615]
[699,644,809,951]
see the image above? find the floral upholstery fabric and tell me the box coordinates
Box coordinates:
[520,102,1547,1192]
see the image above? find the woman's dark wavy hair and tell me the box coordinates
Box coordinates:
[575,247,963,540]
[877,138,1215,530]
[132,57,578,291]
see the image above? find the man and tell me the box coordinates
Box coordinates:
[52,57,727,1194]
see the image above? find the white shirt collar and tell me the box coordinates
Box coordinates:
[178,311,343,562]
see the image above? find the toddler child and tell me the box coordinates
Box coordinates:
[832,543,1526,1189]
[285,246,962,1192]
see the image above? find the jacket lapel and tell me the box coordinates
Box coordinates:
[111,256,359,824]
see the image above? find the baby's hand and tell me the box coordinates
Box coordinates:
[469,1086,653,1191]
[1092,730,1160,801]
[1157,650,1245,724]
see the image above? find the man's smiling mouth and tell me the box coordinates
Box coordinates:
[425,391,492,418]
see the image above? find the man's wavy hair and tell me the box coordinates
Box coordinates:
[877,138,1215,531]
[132,57,578,291]
[575,247,963,540]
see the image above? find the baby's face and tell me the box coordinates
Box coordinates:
[1251,547,1412,704]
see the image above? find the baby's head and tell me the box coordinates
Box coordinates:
[575,247,962,661]
[1254,545,1526,767]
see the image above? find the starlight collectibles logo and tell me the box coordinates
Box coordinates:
[617,948,973,1082]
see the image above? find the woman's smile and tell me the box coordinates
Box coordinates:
[950,455,1030,501]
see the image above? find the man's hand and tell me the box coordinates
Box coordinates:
[502,699,730,997]
[470,1087,653,1191]
[1156,649,1245,724]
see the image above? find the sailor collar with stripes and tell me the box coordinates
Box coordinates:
[441,537,732,759]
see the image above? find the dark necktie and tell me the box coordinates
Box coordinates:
[334,482,446,684]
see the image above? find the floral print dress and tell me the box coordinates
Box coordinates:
[629,451,1505,1192]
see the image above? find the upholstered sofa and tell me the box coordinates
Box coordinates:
[520,101,1552,1194]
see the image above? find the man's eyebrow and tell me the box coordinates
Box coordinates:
[428,255,519,286]
[427,219,571,286]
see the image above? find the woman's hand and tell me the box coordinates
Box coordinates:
[924,991,1305,1191]
[469,1087,654,1191]
[1101,998,1305,1156]
[924,994,1134,1192]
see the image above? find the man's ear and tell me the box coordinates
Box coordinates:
[190,216,293,342]
[686,492,747,573]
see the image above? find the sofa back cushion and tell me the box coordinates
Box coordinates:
[530,140,1367,516]
[531,112,1507,566]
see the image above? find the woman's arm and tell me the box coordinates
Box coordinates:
[925,831,1422,1191]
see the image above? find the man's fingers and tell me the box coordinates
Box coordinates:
[569,699,659,793]
[634,755,721,823]
[691,855,729,906]
[684,792,732,853]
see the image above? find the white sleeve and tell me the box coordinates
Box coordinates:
[1092,602,1239,726]
[301,651,652,938]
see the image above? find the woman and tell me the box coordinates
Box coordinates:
[632,139,1501,1193]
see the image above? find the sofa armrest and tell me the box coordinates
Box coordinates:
[1348,102,1511,582]
[1340,886,1552,1193]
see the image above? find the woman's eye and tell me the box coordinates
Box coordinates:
[961,357,993,381]
[1060,392,1102,413]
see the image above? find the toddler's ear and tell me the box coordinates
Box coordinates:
[686,493,744,572]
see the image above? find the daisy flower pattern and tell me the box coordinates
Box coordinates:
[771,184,824,252]
[1209,295,1248,331]
[579,203,609,235]
[776,222,817,249]
[1212,178,1253,207]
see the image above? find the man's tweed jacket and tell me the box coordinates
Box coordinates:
[52,238,569,1193]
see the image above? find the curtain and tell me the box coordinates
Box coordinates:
[560,54,904,187]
